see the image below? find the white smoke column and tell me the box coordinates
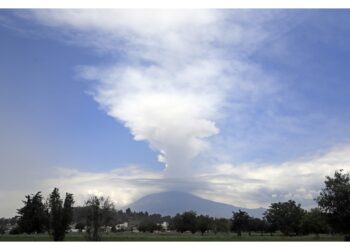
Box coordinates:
[28,10,272,178]
[75,10,231,178]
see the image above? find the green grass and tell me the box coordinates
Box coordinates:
[0,232,345,241]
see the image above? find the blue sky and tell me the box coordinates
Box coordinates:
[0,11,162,172]
[214,10,350,163]
[1,9,350,216]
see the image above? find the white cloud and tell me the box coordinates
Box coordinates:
[198,145,350,208]
[32,144,350,212]
[23,9,282,178]
[2,141,348,218]
[39,166,164,208]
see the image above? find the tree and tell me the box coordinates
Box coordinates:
[212,218,230,234]
[172,211,197,234]
[49,188,63,240]
[9,227,21,235]
[85,195,115,241]
[48,188,74,241]
[100,197,116,226]
[17,192,48,234]
[0,218,8,232]
[248,217,266,236]
[264,218,277,236]
[231,210,250,236]
[138,219,160,233]
[316,170,350,239]
[300,208,329,236]
[85,196,102,241]
[196,215,212,235]
[182,211,197,234]
[111,225,117,233]
[75,222,86,232]
[264,200,305,236]
[0,225,5,235]
[62,193,74,231]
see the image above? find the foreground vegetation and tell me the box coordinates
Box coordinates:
[1,169,350,241]
[0,232,345,241]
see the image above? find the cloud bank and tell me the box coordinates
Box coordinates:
[41,145,350,210]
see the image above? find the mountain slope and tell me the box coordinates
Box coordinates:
[126,191,265,218]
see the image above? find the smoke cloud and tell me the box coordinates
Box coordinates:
[26,10,277,178]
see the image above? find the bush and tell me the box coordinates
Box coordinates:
[9,227,22,235]
[138,220,160,233]
[75,222,85,232]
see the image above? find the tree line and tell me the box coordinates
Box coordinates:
[0,169,349,240]
[9,188,75,241]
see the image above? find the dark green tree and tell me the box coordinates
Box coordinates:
[172,213,183,232]
[231,210,250,236]
[49,188,63,240]
[85,195,115,241]
[75,222,86,232]
[85,196,102,241]
[212,218,230,234]
[9,227,21,235]
[111,225,117,233]
[17,192,48,234]
[0,225,5,235]
[196,215,212,235]
[300,208,329,236]
[62,193,74,231]
[101,197,116,226]
[125,208,132,215]
[138,219,160,233]
[48,188,74,241]
[248,217,266,236]
[316,170,350,239]
[172,211,197,234]
[264,200,305,236]
[264,218,277,236]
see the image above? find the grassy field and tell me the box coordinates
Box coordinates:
[0,232,345,241]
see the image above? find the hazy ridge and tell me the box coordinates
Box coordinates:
[127,191,266,218]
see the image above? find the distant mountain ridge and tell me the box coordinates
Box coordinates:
[126,191,265,218]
